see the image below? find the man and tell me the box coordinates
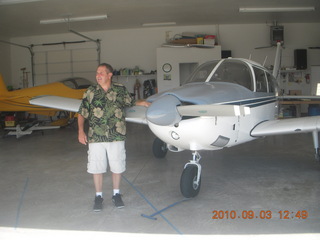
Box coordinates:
[78,63,150,211]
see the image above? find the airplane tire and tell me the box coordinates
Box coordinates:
[180,165,201,198]
[152,137,168,158]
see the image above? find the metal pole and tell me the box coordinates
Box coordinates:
[69,29,101,64]
[0,40,35,86]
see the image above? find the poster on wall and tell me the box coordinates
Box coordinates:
[164,74,171,80]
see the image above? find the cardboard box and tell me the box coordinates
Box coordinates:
[204,35,215,45]
[170,38,197,44]
[5,116,16,127]
[289,90,302,95]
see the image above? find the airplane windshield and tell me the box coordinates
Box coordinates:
[186,60,220,83]
[209,60,253,91]
[61,77,92,89]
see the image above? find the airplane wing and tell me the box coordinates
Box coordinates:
[251,116,320,137]
[278,95,320,100]
[29,95,148,124]
[251,116,320,160]
[30,95,81,112]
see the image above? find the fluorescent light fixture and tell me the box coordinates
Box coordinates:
[40,15,107,24]
[142,22,176,27]
[0,0,44,5]
[239,7,315,13]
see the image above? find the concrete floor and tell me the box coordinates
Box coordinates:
[0,122,320,239]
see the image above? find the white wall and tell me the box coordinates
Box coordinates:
[7,25,218,87]
[219,23,320,67]
[5,23,320,92]
[156,46,221,92]
[219,23,320,96]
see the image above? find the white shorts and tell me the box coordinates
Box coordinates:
[87,141,126,174]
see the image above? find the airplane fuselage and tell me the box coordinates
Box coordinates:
[148,95,277,152]
[146,58,279,152]
[0,76,91,115]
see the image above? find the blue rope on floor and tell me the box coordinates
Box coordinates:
[122,175,184,235]
[141,198,190,220]
[15,177,29,229]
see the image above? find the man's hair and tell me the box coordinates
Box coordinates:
[98,63,113,73]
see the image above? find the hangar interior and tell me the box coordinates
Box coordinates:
[0,0,320,239]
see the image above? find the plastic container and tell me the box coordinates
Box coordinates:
[308,104,320,116]
[204,35,215,45]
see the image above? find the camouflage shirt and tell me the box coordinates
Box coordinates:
[78,82,136,143]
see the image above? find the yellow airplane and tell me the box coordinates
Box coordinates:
[0,74,91,116]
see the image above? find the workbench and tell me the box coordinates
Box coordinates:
[279,99,320,117]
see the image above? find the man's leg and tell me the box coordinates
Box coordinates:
[112,172,124,208]
[94,173,103,193]
[88,143,108,211]
[112,172,121,190]
[93,173,104,211]
[108,141,126,208]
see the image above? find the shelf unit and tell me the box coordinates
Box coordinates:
[114,74,156,99]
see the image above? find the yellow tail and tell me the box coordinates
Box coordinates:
[0,74,9,94]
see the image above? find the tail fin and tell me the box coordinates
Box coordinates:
[0,74,9,94]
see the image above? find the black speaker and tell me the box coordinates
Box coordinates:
[221,50,231,58]
[294,49,307,70]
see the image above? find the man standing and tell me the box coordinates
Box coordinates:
[78,63,150,211]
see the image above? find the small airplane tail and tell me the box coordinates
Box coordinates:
[0,74,9,94]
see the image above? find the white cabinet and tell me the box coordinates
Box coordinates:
[156,46,221,93]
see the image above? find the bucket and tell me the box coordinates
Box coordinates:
[308,104,320,116]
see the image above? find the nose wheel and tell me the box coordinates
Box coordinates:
[152,137,168,158]
[180,151,202,198]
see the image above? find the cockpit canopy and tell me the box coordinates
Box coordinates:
[186,59,278,93]
[61,77,92,89]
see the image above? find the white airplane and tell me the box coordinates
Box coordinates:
[29,43,320,198]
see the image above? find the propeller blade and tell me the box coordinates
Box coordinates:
[177,105,250,117]
[125,106,148,124]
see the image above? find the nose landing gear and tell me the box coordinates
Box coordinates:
[180,151,202,198]
[152,137,202,198]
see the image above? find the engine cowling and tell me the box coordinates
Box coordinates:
[146,94,181,126]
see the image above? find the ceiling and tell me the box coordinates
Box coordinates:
[0,0,319,38]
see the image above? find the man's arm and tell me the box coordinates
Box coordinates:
[135,99,151,108]
[78,114,88,145]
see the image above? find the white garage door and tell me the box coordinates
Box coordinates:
[32,40,99,85]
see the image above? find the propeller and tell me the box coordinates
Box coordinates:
[146,94,250,126]
[146,95,182,126]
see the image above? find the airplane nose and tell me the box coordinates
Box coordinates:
[146,94,182,126]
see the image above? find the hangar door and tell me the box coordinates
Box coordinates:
[32,40,99,86]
